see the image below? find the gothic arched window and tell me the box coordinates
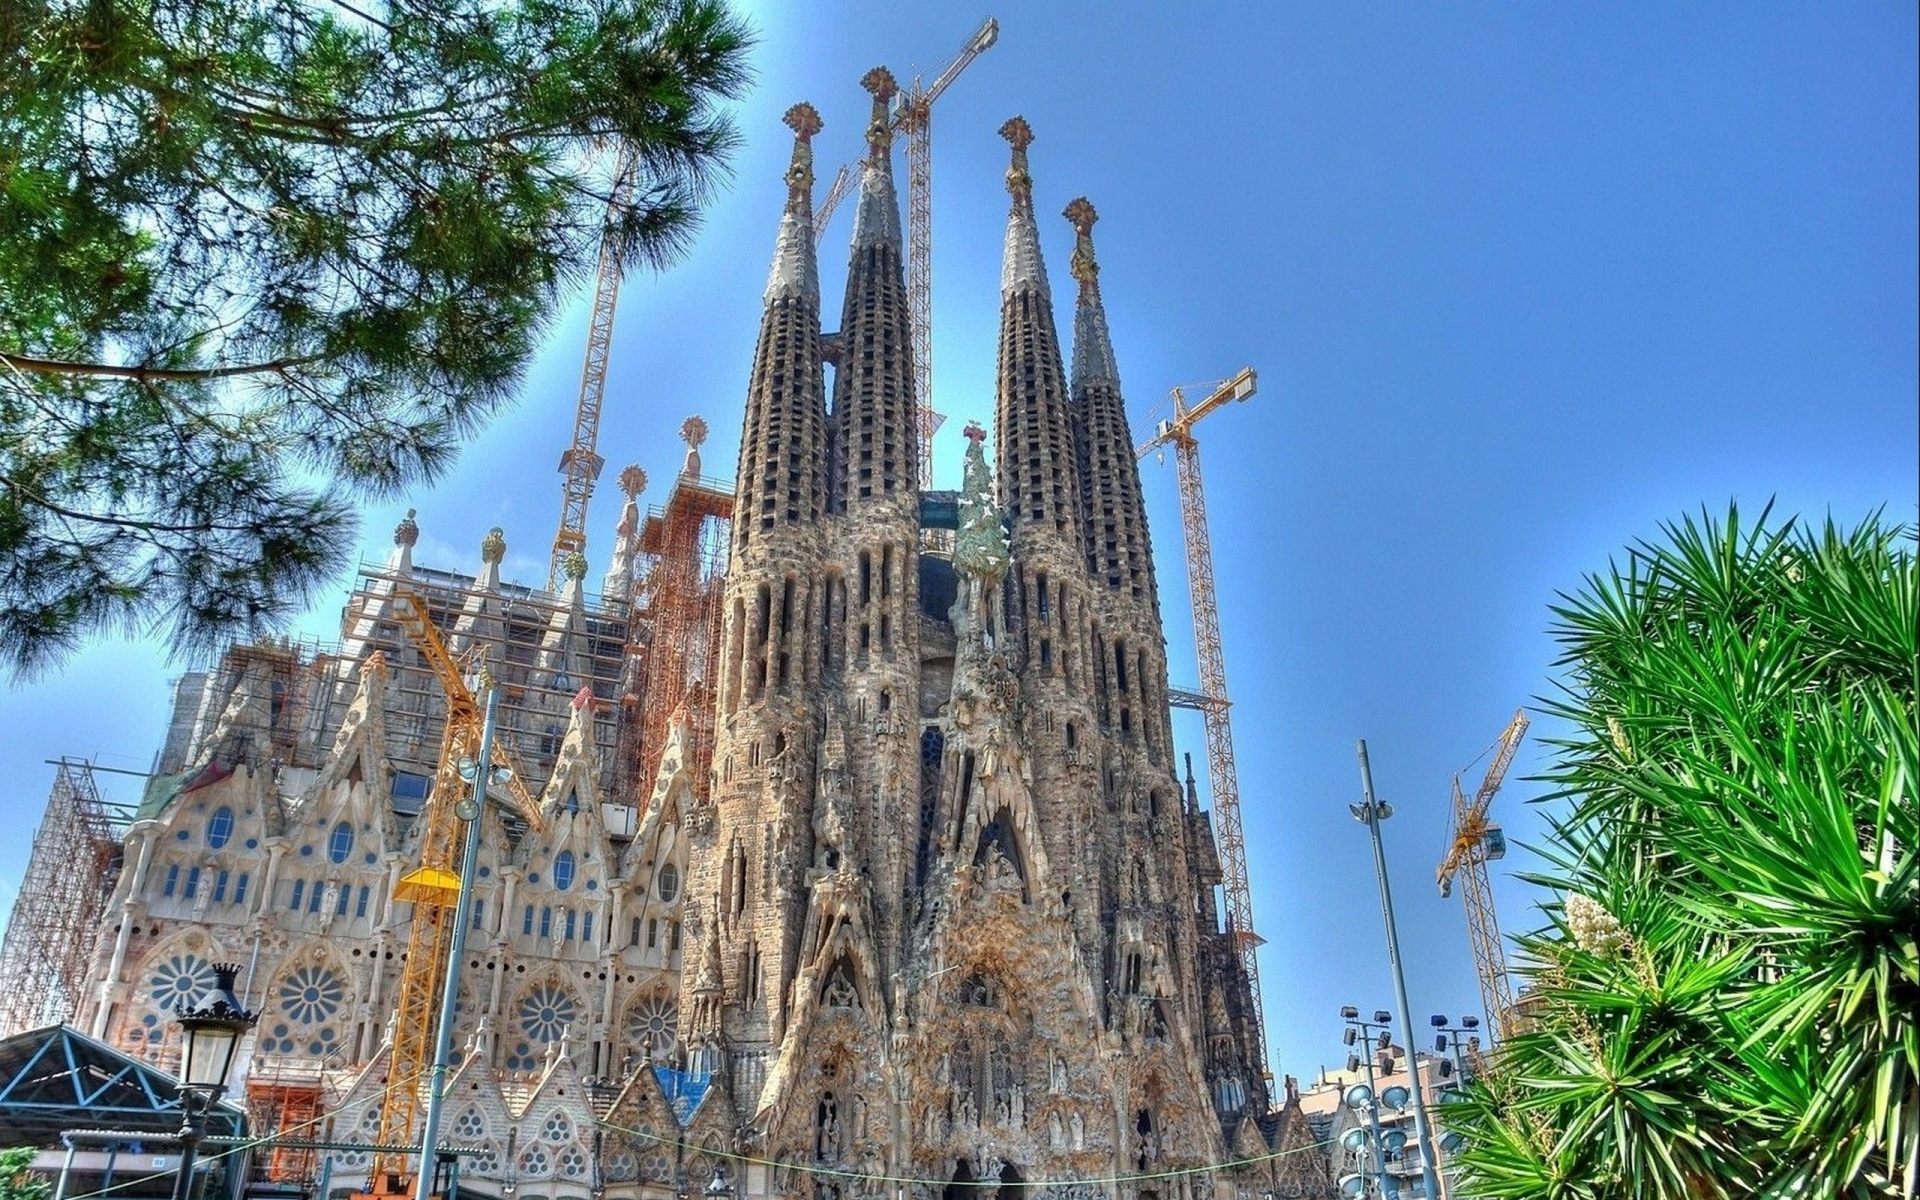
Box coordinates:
[553,850,576,891]
[328,821,354,864]
[207,807,234,850]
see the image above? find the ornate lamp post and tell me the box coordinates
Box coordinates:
[170,963,257,1200]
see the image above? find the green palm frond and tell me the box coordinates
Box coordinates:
[1450,506,1917,1200]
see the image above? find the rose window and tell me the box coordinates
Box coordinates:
[506,984,579,1070]
[278,965,348,1024]
[467,1144,502,1177]
[453,1108,486,1140]
[557,1144,588,1178]
[517,984,579,1044]
[624,993,679,1060]
[644,1154,673,1183]
[539,1111,574,1144]
[518,1145,552,1179]
[147,954,215,1009]
[604,1152,637,1183]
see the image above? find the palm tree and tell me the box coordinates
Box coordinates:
[1447,504,1917,1200]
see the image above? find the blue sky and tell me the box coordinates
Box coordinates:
[2,3,1914,1083]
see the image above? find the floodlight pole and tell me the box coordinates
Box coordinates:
[1355,1024,1391,1193]
[414,680,500,1200]
[1354,741,1445,1200]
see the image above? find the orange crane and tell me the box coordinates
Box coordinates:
[549,148,641,589]
[812,17,1000,485]
[361,590,543,1197]
[1436,708,1529,1043]
[1134,366,1269,1082]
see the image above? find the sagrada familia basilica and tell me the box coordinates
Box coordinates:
[1,69,1335,1200]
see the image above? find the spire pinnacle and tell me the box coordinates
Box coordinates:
[1066,195,1118,386]
[851,70,902,251]
[1000,116,1035,207]
[998,117,1047,298]
[766,104,823,303]
[860,67,897,159]
[782,102,822,209]
[1065,196,1100,297]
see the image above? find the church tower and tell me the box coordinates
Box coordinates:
[694,102,832,1087]
[679,85,1281,1192]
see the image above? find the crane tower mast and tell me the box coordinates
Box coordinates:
[363,592,543,1195]
[1135,366,1270,1080]
[549,149,639,590]
[1436,708,1529,1042]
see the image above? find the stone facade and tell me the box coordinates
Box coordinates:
[46,71,1328,1200]
[677,81,1311,1194]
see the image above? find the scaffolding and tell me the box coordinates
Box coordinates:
[0,761,132,1036]
[623,473,733,805]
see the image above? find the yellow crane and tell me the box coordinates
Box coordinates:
[1134,366,1270,1082]
[1436,708,1529,1043]
[811,16,1000,485]
[362,590,543,1197]
[549,149,641,589]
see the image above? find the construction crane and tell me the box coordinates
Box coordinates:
[549,147,641,590]
[363,590,543,1197]
[813,163,855,241]
[1134,366,1269,1081]
[812,17,999,485]
[1436,708,1530,1044]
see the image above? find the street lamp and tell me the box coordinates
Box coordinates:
[1338,1009,1399,1197]
[415,674,507,1200]
[170,963,257,1200]
[1429,1014,1481,1084]
[1350,741,1445,1200]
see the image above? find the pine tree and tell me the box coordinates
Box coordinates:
[1447,504,1918,1199]
[0,1149,49,1200]
[0,0,753,676]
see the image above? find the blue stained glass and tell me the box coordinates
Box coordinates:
[517,984,579,1044]
[278,965,346,1024]
[207,807,234,849]
[148,955,215,1008]
[553,851,575,891]
[328,822,354,864]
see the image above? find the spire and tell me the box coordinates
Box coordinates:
[734,104,831,552]
[680,416,707,480]
[765,102,823,304]
[999,117,1048,299]
[600,467,646,602]
[389,508,419,574]
[538,552,589,687]
[1065,197,1118,388]
[342,508,419,657]
[451,526,507,657]
[1065,195,1156,608]
[832,69,918,505]
[851,68,902,251]
[993,117,1081,546]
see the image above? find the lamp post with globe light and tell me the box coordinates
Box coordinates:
[169,964,257,1200]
